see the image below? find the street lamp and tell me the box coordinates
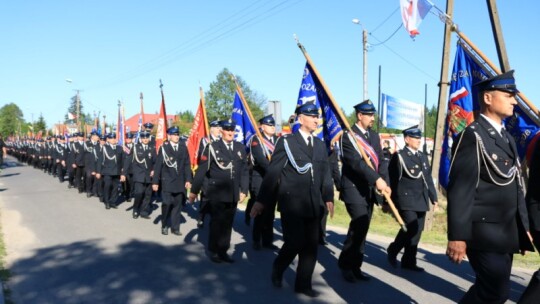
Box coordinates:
[352,18,368,101]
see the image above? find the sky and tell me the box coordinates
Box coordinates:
[1,0,539,130]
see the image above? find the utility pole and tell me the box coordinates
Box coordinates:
[352,19,369,101]
[486,0,510,72]
[429,0,455,231]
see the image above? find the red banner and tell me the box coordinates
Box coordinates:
[187,100,208,169]
[155,87,168,152]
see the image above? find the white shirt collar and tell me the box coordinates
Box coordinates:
[298,129,312,145]
[355,122,368,134]
[406,146,418,154]
[481,114,504,135]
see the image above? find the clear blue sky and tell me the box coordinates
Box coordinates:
[1,1,538,129]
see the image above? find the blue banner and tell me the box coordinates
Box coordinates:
[293,63,343,151]
[381,93,424,130]
[505,99,540,163]
[231,91,256,146]
[439,43,488,189]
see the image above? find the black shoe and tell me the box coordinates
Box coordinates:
[402,264,425,272]
[86,193,92,198]
[210,253,222,263]
[218,253,234,263]
[262,244,279,250]
[105,204,111,210]
[294,288,319,298]
[68,184,73,189]
[140,213,150,219]
[126,198,132,202]
[171,229,182,236]
[110,204,118,209]
[341,269,356,283]
[352,269,370,281]
[132,212,139,219]
[271,267,282,288]
[161,227,168,235]
[197,219,204,228]
[387,245,398,268]
[253,243,262,251]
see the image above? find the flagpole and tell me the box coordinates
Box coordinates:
[230,73,269,160]
[295,38,406,231]
[199,86,210,135]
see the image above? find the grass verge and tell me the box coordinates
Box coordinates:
[0,211,12,303]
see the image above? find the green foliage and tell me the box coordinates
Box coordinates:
[34,113,47,133]
[0,103,25,136]
[177,110,194,123]
[205,68,265,122]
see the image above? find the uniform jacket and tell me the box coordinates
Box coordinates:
[257,132,333,219]
[125,143,156,183]
[97,143,124,176]
[152,141,192,194]
[340,124,389,205]
[73,141,85,166]
[447,116,533,253]
[389,147,437,212]
[191,139,248,203]
[83,141,99,172]
[526,139,540,233]
[249,134,278,194]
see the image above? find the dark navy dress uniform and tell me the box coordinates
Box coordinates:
[97,134,124,209]
[124,131,156,219]
[152,127,192,235]
[447,71,533,303]
[195,123,221,226]
[257,103,333,294]
[73,134,86,193]
[338,100,389,280]
[519,138,540,303]
[83,133,100,197]
[191,120,249,261]
[387,126,437,270]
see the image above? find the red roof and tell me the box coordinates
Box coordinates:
[125,114,177,133]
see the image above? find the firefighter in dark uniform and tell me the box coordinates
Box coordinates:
[123,132,135,202]
[66,134,77,188]
[250,103,334,297]
[96,134,107,202]
[189,119,249,264]
[337,100,391,283]
[248,114,279,250]
[387,125,438,272]
[519,138,540,303]
[446,71,533,303]
[54,135,67,183]
[143,122,156,149]
[84,131,100,197]
[124,131,156,219]
[195,120,222,227]
[72,132,86,193]
[96,133,124,209]
[152,126,192,236]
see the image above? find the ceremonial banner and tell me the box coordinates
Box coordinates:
[381,93,424,130]
[231,91,256,145]
[187,95,209,169]
[293,62,343,151]
[135,93,145,143]
[155,86,168,152]
[400,0,434,38]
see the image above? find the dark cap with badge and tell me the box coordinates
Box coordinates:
[125,132,134,139]
[259,114,275,126]
[143,122,154,129]
[220,119,237,131]
[210,120,221,128]
[99,134,107,141]
[474,70,519,94]
[402,125,422,138]
[354,99,376,114]
[295,102,319,117]
[167,126,180,135]
[90,131,99,136]
[139,131,151,138]
[106,133,116,139]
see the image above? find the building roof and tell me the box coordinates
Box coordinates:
[125,114,177,133]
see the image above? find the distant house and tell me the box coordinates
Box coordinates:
[124,114,177,133]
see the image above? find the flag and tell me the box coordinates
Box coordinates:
[381,93,424,130]
[231,91,256,145]
[400,0,434,38]
[116,103,126,150]
[136,93,145,143]
[68,112,77,120]
[293,63,343,151]
[187,95,209,169]
[155,85,168,152]
[439,43,488,189]
[506,107,540,164]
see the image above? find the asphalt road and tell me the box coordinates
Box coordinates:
[0,156,534,304]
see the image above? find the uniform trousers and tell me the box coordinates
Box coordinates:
[338,200,374,270]
[132,182,153,215]
[459,249,513,304]
[85,171,97,195]
[75,166,85,192]
[517,230,540,303]
[273,213,319,291]
[161,192,184,230]
[208,201,237,254]
[251,189,276,246]
[103,175,120,206]
[388,210,426,266]
[56,162,65,182]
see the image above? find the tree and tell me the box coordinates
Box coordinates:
[64,93,85,124]
[0,103,25,136]
[205,68,266,122]
[177,110,194,123]
[35,113,47,134]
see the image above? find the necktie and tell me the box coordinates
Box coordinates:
[501,128,509,143]
[228,143,233,151]
[364,131,370,139]
[307,136,313,152]
[143,145,147,151]
[173,145,177,152]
